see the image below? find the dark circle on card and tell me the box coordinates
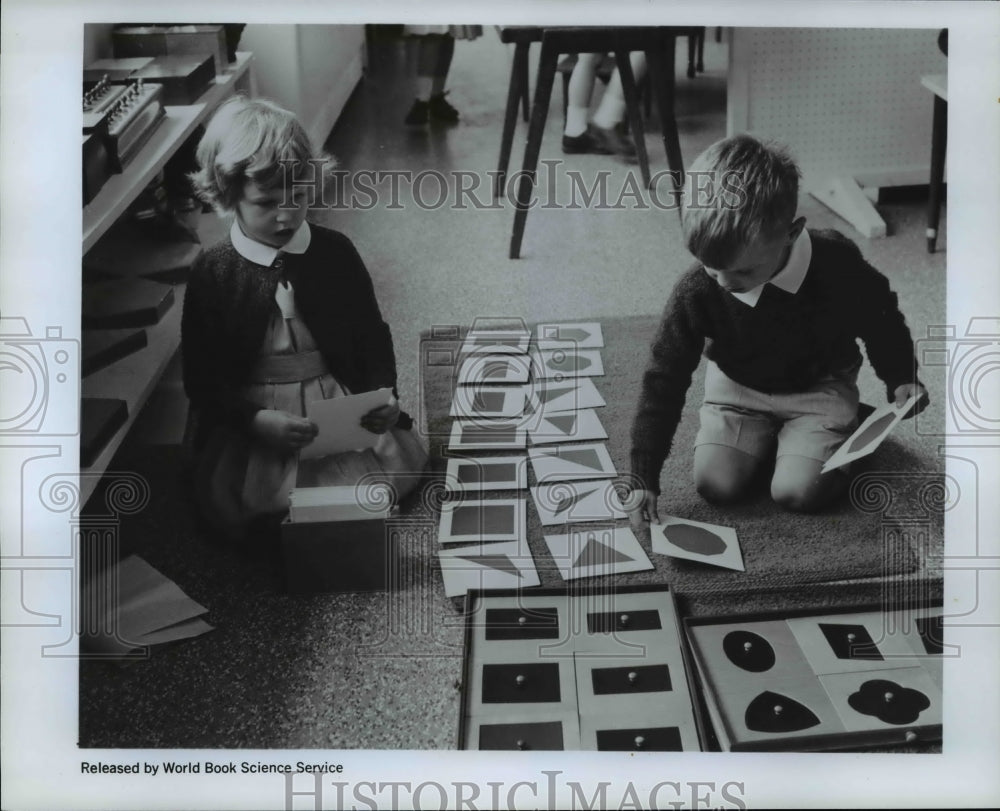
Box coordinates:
[664,524,727,556]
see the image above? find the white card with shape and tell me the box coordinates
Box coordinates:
[302,387,393,459]
[450,385,527,419]
[532,348,604,379]
[524,377,606,415]
[438,541,540,598]
[438,498,527,549]
[449,420,527,451]
[528,442,617,483]
[457,352,531,385]
[653,516,744,571]
[531,480,626,525]
[536,321,604,349]
[445,456,528,493]
[544,527,653,581]
[529,408,608,445]
[821,394,920,473]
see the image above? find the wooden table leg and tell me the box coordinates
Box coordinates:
[496,41,531,199]
[615,49,651,189]
[510,41,559,259]
[645,35,684,209]
[927,94,947,253]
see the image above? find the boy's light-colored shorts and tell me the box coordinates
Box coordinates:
[694,360,860,463]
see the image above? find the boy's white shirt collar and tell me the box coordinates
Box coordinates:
[230,219,312,266]
[729,228,812,307]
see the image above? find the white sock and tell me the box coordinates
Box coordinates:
[414,76,433,101]
[564,105,590,137]
[592,96,626,130]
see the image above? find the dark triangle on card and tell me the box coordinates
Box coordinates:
[847,412,896,454]
[483,360,510,379]
[539,384,575,404]
[664,524,727,556]
[556,448,604,472]
[545,414,577,435]
[554,487,598,516]
[454,554,524,578]
[573,534,632,568]
[745,691,821,733]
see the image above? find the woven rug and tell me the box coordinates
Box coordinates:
[420,316,945,594]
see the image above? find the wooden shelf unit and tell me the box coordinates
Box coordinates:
[80,52,255,507]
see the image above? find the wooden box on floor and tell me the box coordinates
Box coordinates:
[280,479,395,595]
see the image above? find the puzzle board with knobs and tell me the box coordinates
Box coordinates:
[684,603,944,751]
[457,585,708,752]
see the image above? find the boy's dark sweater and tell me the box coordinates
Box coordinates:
[182,224,410,450]
[630,229,921,493]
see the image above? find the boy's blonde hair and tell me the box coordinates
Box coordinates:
[190,96,336,213]
[681,133,801,269]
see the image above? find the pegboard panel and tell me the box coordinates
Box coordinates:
[728,28,947,188]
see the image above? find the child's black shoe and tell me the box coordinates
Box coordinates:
[428,92,460,123]
[404,99,429,127]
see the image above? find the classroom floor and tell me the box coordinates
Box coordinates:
[80,30,947,751]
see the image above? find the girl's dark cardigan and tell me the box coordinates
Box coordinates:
[181,224,411,450]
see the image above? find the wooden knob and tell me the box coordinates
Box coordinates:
[515,674,526,688]
[904,730,917,743]
[518,616,527,626]
[773,705,783,716]
[619,614,630,627]
[847,633,857,642]
[634,735,645,749]
[884,691,895,703]
[627,671,639,685]
[743,641,753,653]
[516,739,526,750]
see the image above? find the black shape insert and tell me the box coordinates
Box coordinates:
[457,462,517,485]
[848,678,930,725]
[587,609,661,634]
[479,721,563,750]
[916,615,944,655]
[723,630,776,672]
[481,663,561,703]
[591,664,672,695]
[745,691,821,733]
[596,726,683,751]
[819,623,883,660]
[485,608,560,640]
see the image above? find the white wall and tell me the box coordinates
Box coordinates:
[240,24,365,149]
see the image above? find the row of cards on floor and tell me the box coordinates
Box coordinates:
[438,497,742,597]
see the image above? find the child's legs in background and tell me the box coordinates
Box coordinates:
[693,361,778,503]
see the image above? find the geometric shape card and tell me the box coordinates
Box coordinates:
[438,498,527,548]
[532,348,604,380]
[450,384,528,419]
[438,541,540,598]
[460,332,531,357]
[445,456,528,493]
[529,408,608,445]
[544,526,653,581]
[821,393,920,473]
[528,442,617,484]
[523,376,606,415]
[458,351,531,386]
[820,667,941,734]
[785,611,923,676]
[449,420,527,451]
[536,321,604,349]
[531,480,626,526]
[652,516,744,571]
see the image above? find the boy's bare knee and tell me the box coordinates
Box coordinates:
[696,470,748,504]
[770,481,819,513]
